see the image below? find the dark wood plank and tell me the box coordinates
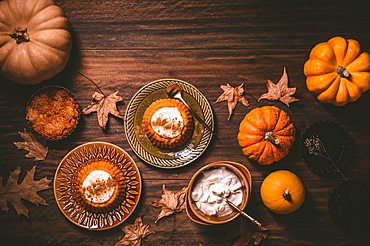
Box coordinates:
[1,0,369,245]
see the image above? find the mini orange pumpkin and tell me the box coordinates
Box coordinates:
[304,36,370,106]
[260,170,305,214]
[237,106,296,165]
[0,0,72,84]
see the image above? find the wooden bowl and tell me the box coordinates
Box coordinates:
[186,161,252,225]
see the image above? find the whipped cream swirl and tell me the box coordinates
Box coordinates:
[191,166,244,217]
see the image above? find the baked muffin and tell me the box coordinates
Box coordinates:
[142,98,194,149]
[73,160,127,213]
[26,86,80,140]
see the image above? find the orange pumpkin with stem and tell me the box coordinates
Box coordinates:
[238,106,296,165]
[304,36,370,106]
[260,170,305,214]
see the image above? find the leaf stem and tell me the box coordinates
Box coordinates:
[77,71,105,96]
[238,75,256,100]
[316,137,348,181]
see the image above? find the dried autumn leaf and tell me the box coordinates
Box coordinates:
[116,216,154,246]
[232,219,269,246]
[215,83,249,120]
[0,166,51,218]
[13,129,48,161]
[82,91,124,129]
[258,67,299,106]
[152,185,188,223]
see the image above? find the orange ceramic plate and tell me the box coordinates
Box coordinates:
[54,142,142,230]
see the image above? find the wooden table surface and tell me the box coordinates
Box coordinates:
[1,0,369,245]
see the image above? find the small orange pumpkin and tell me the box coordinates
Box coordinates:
[304,36,370,106]
[260,170,305,214]
[237,106,296,165]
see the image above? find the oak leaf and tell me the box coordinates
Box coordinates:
[82,91,124,129]
[215,83,249,120]
[0,166,51,218]
[116,216,154,246]
[152,185,187,223]
[258,67,299,106]
[13,129,48,161]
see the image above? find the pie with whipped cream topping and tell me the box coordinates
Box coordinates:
[73,161,126,213]
[142,98,194,149]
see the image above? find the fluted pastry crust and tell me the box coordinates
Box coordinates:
[142,99,194,149]
[26,86,79,140]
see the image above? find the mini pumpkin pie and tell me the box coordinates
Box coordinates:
[73,160,126,213]
[26,86,80,140]
[142,98,194,149]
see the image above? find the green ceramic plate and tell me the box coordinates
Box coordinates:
[124,79,214,168]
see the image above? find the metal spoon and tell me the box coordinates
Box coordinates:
[211,189,268,232]
[167,84,215,135]
[225,198,268,231]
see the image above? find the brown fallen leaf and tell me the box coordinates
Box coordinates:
[258,67,299,107]
[82,91,124,129]
[232,219,269,246]
[13,129,48,161]
[0,166,51,218]
[215,83,250,120]
[116,216,154,246]
[152,185,188,223]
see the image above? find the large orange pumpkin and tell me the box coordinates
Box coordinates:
[0,0,72,84]
[304,36,370,106]
[238,106,296,165]
[260,170,305,214]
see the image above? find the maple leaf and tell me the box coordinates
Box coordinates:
[258,67,299,107]
[0,166,51,218]
[13,129,48,161]
[115,216,154,246]
[215,83,249,120]
[152,185,188,223]
[232,219,269,246]
[82,91,124,129]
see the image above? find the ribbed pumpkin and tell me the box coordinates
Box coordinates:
[238,106,296,165]
[0,0,72,84]
[304,36,370,106]
[260,170,305,214]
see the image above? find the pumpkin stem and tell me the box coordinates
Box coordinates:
[264,131,279,145]
[283,189,291,201]
[337,66,350,78]
[9,27,30,44]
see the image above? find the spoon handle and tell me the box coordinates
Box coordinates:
[226,199,268,231]
[175,95,215,135]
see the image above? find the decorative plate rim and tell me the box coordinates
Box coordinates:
[53,141,142,230]
[299,120,353,174]
[124,78,214,169]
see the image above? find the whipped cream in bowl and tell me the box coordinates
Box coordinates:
[187,162,251,225]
